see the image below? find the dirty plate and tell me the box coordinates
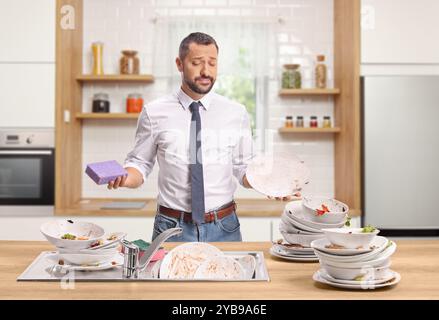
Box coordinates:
[246,152,310,198]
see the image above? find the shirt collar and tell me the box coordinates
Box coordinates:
[177,87,212,111]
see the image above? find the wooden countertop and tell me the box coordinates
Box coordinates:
[56,198,362,217]
[2,240,437,300]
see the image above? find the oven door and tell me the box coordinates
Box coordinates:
[0,148,54,205]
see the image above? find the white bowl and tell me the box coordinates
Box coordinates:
[321,227,380,250]
[302,196,348,224]
[280,231,325,247]
[322,262,392,281]
[59,250,119,266]
[40,220,105,250]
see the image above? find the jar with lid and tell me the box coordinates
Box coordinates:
[282,64,302,89]
[92,93,110,113]
[323,116,332,128]
[285,116,293,128]
[296,116,304,128]
[310,116,318,128]
[92,42,104,75]
[126,93,143,113]
[120,50,140,75]
[315,55,327,89]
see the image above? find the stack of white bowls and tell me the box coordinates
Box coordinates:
[271,196,349,262]
[311,228,401,290]
[40,220,125,269]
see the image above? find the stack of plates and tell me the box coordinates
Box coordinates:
[270,201,347,262]
[40,220,126,271]
[311,236,401,290]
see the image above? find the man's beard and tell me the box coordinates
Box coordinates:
[184,75,215,95]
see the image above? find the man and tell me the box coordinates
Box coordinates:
[107,32,295,242]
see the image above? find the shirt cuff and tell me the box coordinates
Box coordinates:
[235,166,250,188]
[123,162,146,184]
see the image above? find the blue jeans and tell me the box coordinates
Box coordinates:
[152,206,242,242]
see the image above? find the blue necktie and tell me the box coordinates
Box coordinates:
[189,101,205,225]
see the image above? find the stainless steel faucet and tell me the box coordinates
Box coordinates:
[121,227,183,278]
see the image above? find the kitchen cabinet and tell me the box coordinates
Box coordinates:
[2,240,439,299]
[0,0,55,62]
[0,64,55,127]
[362,0,439,64]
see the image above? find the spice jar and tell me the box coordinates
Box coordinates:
[310,116,318,128]
[282,64,302,89]
[92,93,110,113]
[126,93,143,113]
[91,42,104,75]
[120,50,140,75]
[323,116,332,128]
[296,116,304,128]
[315,55,327,89]
[285,116,293,128]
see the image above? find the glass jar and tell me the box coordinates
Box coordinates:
[315,55,327,89]
[282,64,302,89]
[323,116,332,128]
[296,116,304,128]
[285,116,293,128]
[310,116,318,128]
[91,42,104,75]
[120,50,140,75]
[92,93,110,113]
[126,93,143,113]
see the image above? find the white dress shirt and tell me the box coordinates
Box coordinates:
[124,88,253,212]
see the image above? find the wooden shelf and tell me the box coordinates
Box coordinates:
[279,88,340,96]
[76,74,154,83]
[76,113,140,119]
[278,127,341,133]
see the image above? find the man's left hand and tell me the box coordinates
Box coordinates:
[242,174,302,201]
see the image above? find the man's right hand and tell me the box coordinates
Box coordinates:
[107,167,144,189]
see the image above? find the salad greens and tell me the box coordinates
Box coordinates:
[361,225,377,233]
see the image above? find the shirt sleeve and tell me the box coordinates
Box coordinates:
[124,105,157,184]
[232,106,254,188]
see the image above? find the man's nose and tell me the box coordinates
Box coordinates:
[200,63,211,77]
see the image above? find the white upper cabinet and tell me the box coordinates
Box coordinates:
[0,0,55,62]
[361,0,439,64]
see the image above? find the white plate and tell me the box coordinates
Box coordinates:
[58,249,119,265]
[313,269,401,290]
[46,252,123,271]
[314,240,396,265]
[193,256,245,280]
[88,232,126,250]
[280,217,318,235]
[229,255,257,280]
[319,267,394,285]
[284,201,347,230]
[310,236,388,256]
[246,152,310,197]
[281,212,323,234]
[159,242,223,279]
[269,247,318,262]
[281,231,325,247]
[272,244,315,256]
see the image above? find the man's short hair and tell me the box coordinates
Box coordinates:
[179,32,219,61]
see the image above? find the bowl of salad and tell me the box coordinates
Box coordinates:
[321,226,380,250]
[40,219,105,250]
[302,196,348,224]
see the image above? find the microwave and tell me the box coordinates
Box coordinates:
[0,128,54,205]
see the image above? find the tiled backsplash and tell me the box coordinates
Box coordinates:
[82,0,335,200]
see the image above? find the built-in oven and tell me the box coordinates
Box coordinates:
[0,128,54,205]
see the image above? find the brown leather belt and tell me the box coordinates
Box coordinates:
[158,201,236,224]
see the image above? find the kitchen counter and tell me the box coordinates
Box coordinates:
[1,240,438,299]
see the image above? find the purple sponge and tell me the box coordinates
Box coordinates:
[85,160,128,185]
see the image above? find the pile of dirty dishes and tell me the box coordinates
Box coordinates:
[271,197,348,262]
[311,228,401,290]
[40,220,126,271]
